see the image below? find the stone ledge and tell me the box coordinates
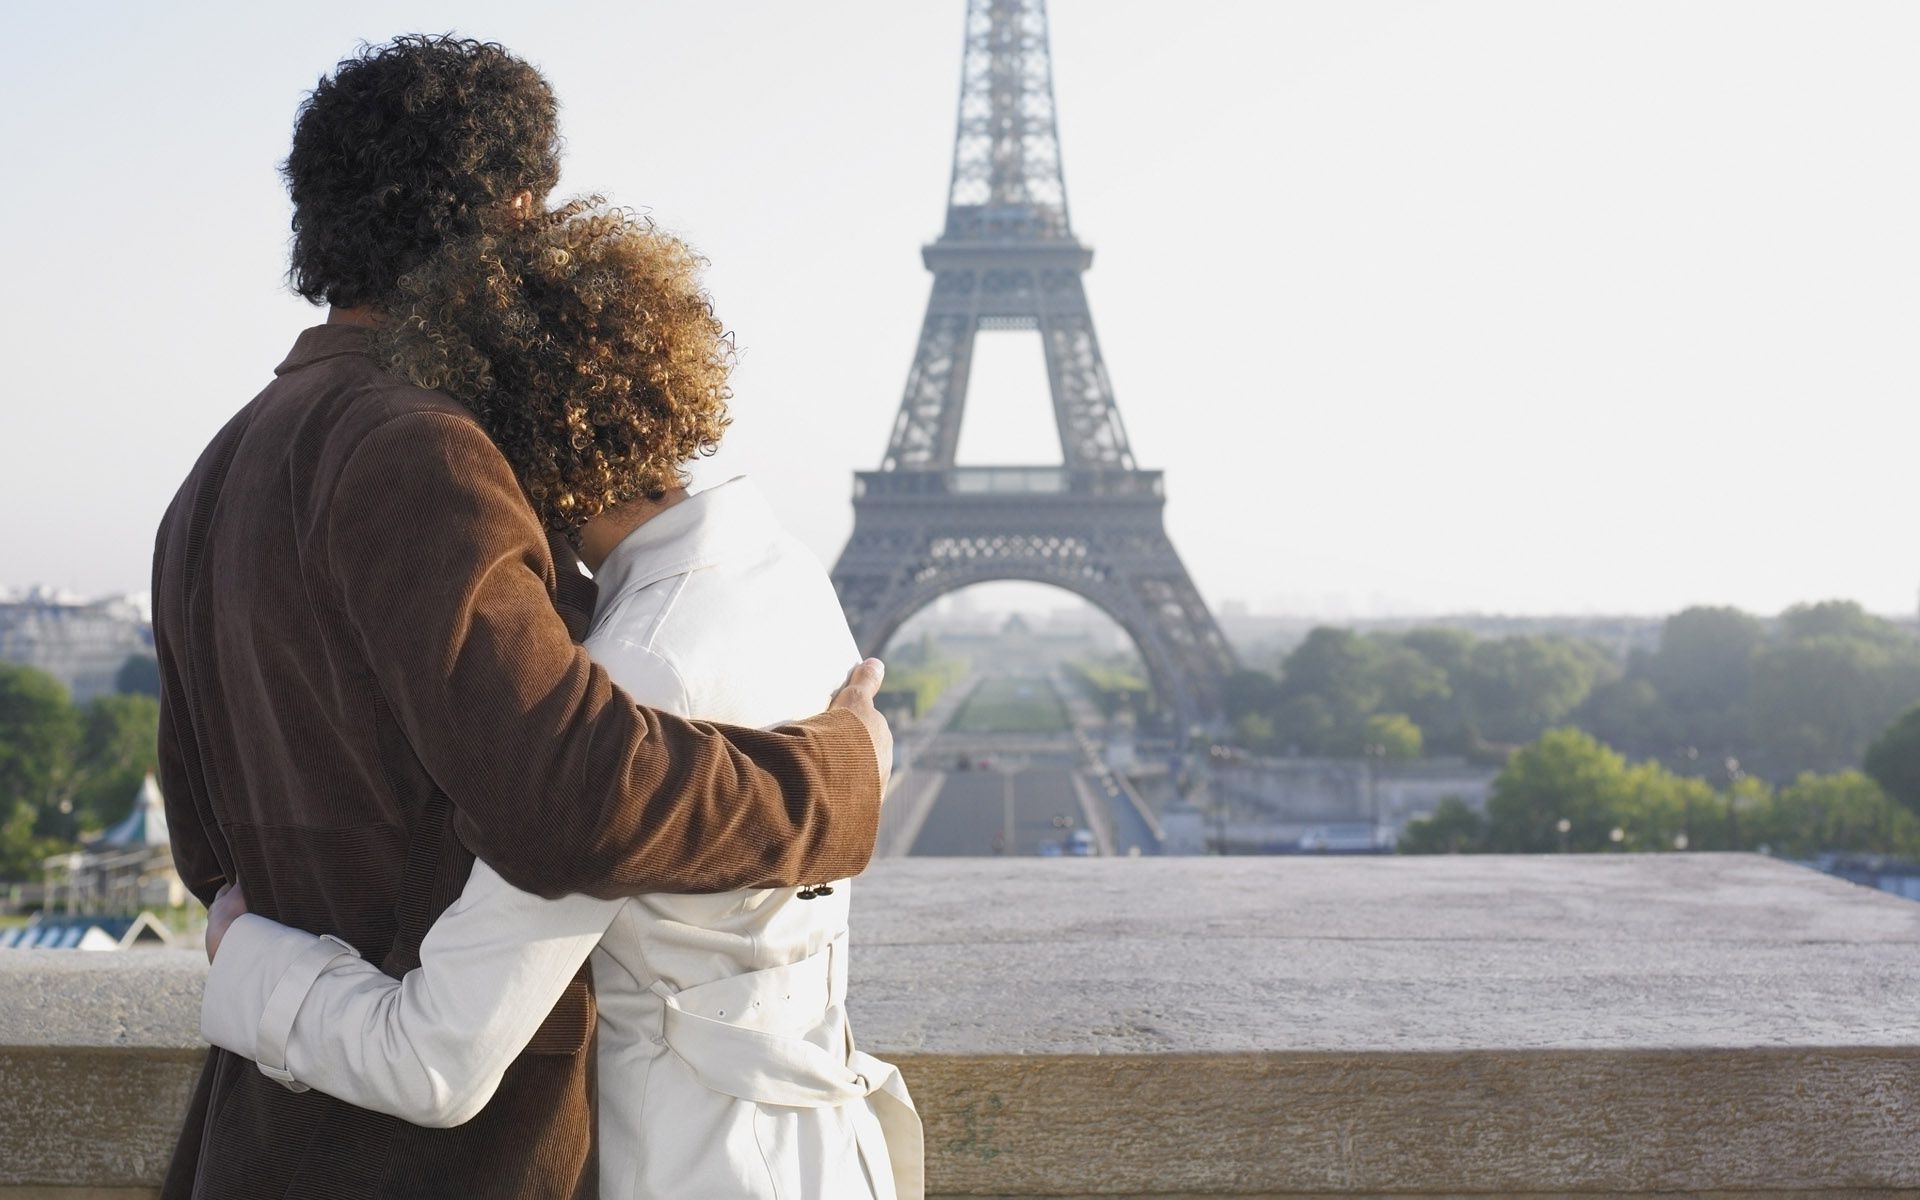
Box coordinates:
[4,854,1918,1196]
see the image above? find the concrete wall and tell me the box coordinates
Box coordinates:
[1189,756,1500,852]
[4,854,1920,1197]
[1212,756,1498,824]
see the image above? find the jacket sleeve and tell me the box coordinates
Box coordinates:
[322,407,881,900]
[151,510,226,907]
[156,686,225,906]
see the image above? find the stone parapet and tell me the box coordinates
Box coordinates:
[4,854,1918,1196]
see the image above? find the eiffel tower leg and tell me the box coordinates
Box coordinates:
[1038,274,1134,470]
[882,305,977,471]
[1116,552,1238,731]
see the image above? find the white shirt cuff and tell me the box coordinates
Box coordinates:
[201,913,357,1090]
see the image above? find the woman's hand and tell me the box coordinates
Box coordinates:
[206,882,249,962]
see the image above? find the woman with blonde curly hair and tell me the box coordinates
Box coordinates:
[198,200,922,1200]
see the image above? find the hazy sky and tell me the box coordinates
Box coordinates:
[2,1,1915,619]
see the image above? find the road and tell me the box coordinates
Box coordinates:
[908,760,1085,856]
[905,668,1164,857]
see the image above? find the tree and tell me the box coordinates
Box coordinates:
[1398,796,1486,854]
[1393,628,1479,754]
[1485,726,1757,854]
[1779,600,1910,648]
[1484,728,1634,852]
[0,665,80,877]
[1612,761,1719,852]
[1271,693,1338,755]
[1648,607,1764,710]
[1364,713,1423,760]
[1232,712,1276,753]
[115,653,161,698]
[1460,637,1607,747]
[1223,668,1281,722]
[1269,629,1385,755]
[0,664,79,821]
[1632,606,1765,755]
[1573,676,1668,758]
[1748,771,1920,859]
[1369,643,1454,751]
[0,666,161,875]
[1222,669,1283,752]
[1398,628,1475,680]
[1864,705,1920,817]
[0,800,57,883]
[1750,635,1920,774]
[71,693,161,830]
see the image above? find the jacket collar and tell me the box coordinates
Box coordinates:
[273,324,611,637]
[591,477,781,611]
[275,324,376,375]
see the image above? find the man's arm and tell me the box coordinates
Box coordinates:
[201,866,618,1127]
[325,407,884,900]
[155,685,225,906]
[151,515,225,907]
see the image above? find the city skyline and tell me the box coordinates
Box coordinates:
[2,0,1916,618]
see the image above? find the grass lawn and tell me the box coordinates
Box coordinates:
[949,676,1071,735]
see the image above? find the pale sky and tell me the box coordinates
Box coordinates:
[2,1,1915,619]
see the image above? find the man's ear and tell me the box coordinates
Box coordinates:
[508,189,535,220]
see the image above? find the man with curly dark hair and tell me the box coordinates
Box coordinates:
[153,35,890,1200]
[282,34,563,312]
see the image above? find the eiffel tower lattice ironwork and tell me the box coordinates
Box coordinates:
[831,0,1236,731]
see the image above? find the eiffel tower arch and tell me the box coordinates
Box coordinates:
[832,0,1236,733]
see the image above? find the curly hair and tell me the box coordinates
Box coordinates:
[372,198,735,539]
[284,35,561,309]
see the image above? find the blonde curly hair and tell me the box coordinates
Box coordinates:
[374,197,734,539]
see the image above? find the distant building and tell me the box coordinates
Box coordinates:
[0,587,152,702]
[0,911,174,951]
[98,773,169,848]
[916,623,1104,673]
[42,773,185,915]
[1165,754,1499,854]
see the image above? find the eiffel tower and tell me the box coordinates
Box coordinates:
[831,0,1236,732]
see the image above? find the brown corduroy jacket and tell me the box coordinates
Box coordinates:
[153,323,882,1200]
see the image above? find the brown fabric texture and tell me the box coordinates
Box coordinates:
[153,323,881,1200]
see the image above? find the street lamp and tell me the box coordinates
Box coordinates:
[1725,755,1744,848]
[1556,816,1571,853]
[992,754,1029,855]
[1681,745,1699,847]
[1361,743,1391,850]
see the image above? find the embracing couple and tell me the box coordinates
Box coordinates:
[154,35,919,1200]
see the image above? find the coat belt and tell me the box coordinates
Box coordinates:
[649,934,924,1200]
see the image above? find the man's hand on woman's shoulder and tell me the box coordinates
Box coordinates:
[828,658,891,794]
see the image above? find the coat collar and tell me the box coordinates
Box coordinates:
[591,477,780,612]
[275,324,376,375]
